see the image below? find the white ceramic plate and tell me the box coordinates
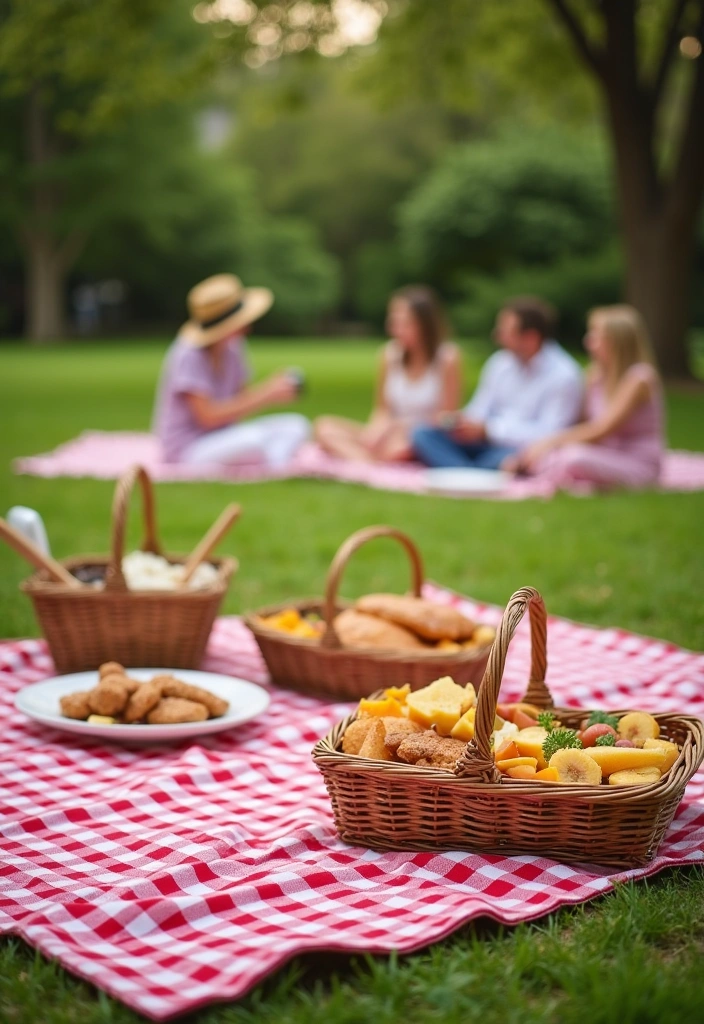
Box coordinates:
[425,468,511,495]
[15,669,270,743]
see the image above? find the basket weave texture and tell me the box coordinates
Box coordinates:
[21,465,236,673]
[245,525,493,700]
[313,587,704,868]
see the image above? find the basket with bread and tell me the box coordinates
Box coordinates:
[244,526,497,699]
[312,587,704,868]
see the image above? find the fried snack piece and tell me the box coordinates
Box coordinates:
[99,661,125,678]
[101,671,141,695]
[355,594,476,641]
[147,697,208,724]
[123,680,163,723]
[381,716,424,754]
[160,678,228,718]
[357,718,392,761]
[341,717,375,754]
[396,732,467,771]
[334,608,424,651]
[88,678,130,716]
[60,691,92,720]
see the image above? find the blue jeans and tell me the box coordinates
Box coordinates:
[412,425,517,469]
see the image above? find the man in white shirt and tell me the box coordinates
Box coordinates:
[412,297,583,469]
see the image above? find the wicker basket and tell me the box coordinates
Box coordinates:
[21,465,237,673]
[245,525,494,700]
[313,587,704,868]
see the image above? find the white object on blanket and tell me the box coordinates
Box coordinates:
[6,506,51,556]
[122,550,219,591]
[424,468,511,495]
[15,668,270,743]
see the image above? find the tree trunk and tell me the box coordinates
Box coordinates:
[24,86,67,342]
[623,214,694,379]
[25,233,66,341]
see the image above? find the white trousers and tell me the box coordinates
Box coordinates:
[182,413,311,469]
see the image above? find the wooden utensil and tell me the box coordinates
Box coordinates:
[0,517,81,588]
[180,504,241,586]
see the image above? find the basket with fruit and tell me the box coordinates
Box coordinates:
[312,586,704,868]
[244,525,497,700]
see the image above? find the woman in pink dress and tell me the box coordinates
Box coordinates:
[506,305,664,489]
[314,286,462,462]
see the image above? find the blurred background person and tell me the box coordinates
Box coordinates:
[153,274,309,468]
[505,304,663,489]
[412,296,583,469]
[314,285,461,462]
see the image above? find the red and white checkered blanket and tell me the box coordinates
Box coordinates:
[13,431,704,498]
[1,586,703,1020]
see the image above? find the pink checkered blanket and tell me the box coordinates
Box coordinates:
[13,431,704,498]
[1,586,703,1019]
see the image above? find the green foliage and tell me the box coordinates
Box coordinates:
[399,133,619,343]
[229,54,457,323]
[595,733,617,747]
[537,711,557,732]
[542,729,583,762]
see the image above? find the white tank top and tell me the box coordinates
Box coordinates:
[382,341,453,425]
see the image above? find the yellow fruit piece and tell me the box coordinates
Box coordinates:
[87,714,116,725]
[583,745,666,776]
[535,767,559,782]
[450,706,476,741]
[496,756,538,772]
[609,767,662,786]
[549,748,603,785]
[289,620,322,639]
[358,697,404,718]
[436,639,462,652]
[406,676,469,735]
[505,765,537,779]
[470,625,496,646]
[462,683,477,712]
[383,685,410,703]
[643,738,679,772]
[617,711,659,748]
[513,726,549,770]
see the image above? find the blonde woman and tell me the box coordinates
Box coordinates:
[506,305,664,489]
[314,285,462,462]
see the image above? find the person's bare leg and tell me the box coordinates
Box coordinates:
[314,416,375,461]
[371,422,414,462]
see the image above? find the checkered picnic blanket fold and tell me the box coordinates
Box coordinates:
[13,431,704,498]
[1,587,703,1020]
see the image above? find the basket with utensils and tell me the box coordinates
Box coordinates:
[245,525,497,700]
[312,587,704,868]
[2,465,239,673]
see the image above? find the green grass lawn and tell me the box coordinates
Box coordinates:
[1,338,703,1023]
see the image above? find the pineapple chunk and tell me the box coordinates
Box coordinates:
[406,676,469,736]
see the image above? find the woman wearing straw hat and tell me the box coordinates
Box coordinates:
[153,274,310,467]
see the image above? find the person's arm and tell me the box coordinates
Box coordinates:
[438,344,463,412]
[517,367,656,468]
[184,373,298,431]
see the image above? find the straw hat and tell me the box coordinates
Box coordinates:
[180,274,274,347]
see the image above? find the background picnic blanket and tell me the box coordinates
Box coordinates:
[13,430,704,498]
[1,585,703,1020]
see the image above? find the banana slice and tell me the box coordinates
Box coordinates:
[549,748,603,785]
[609,767,661,786]
[617,712,659,748]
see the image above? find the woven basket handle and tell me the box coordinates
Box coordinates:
[455,587,553,782]
[321,525,424,649]
[104,465,162,591]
